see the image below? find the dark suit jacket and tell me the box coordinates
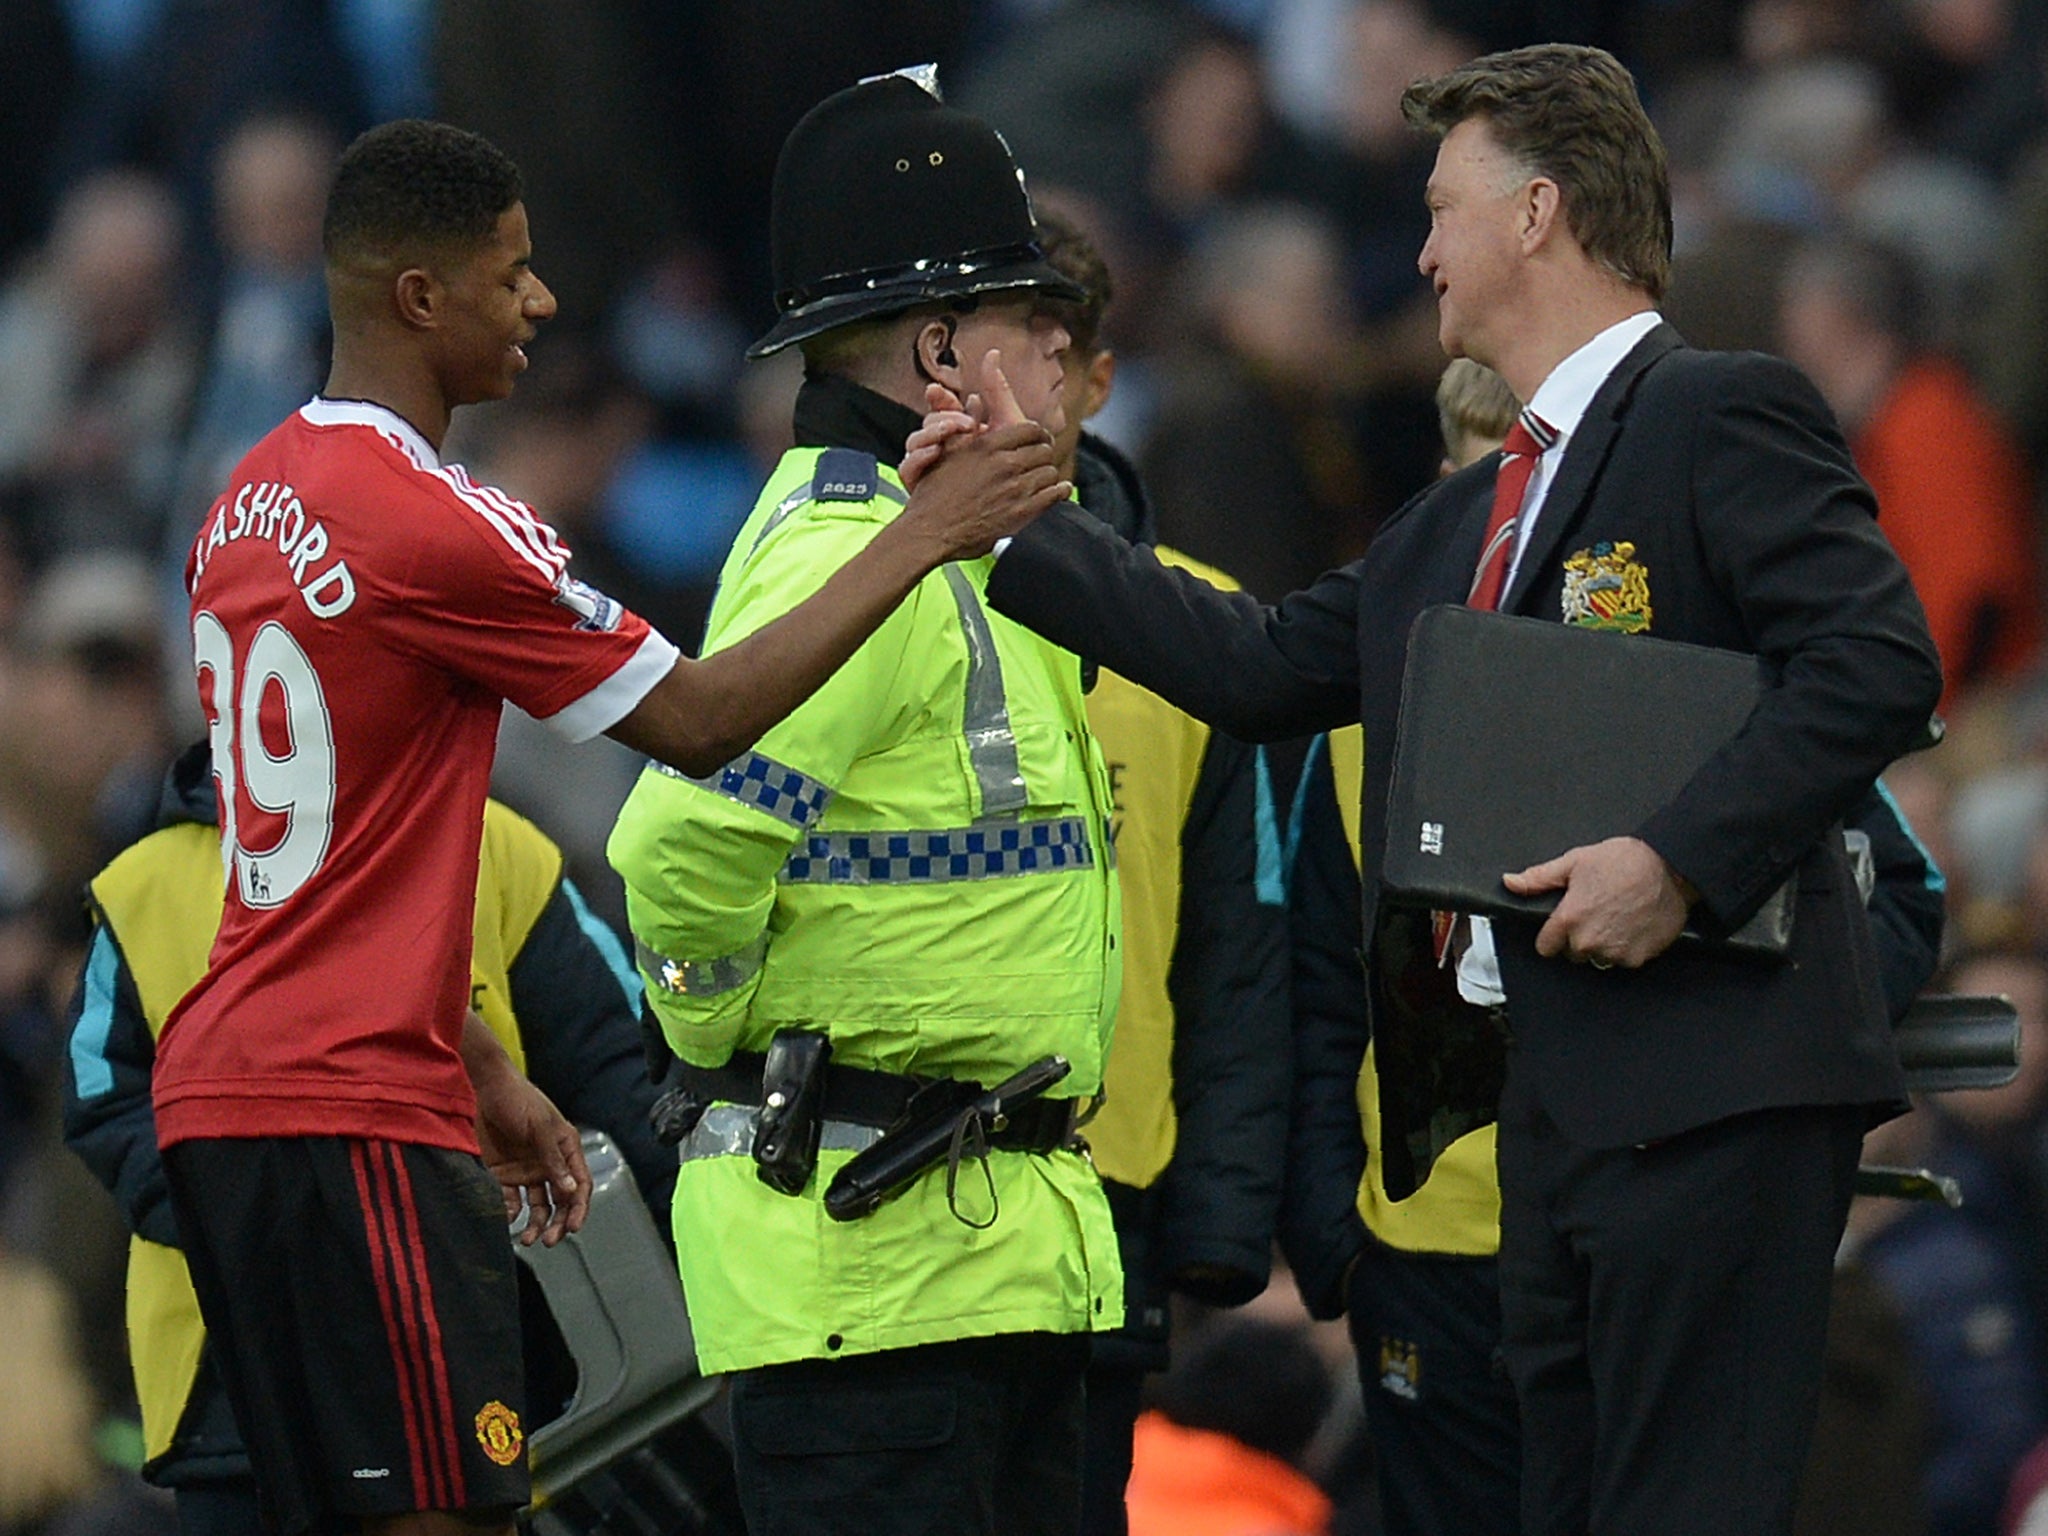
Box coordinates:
[988,323,1942,1192]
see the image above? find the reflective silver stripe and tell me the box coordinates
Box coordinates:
[677,1103,884,1164]
[780,816,1093,884]
[650,749,834,830]
[749,486,814,555]
[750,477,909,556]
[941,565,1028,815]
[637,933,769,997]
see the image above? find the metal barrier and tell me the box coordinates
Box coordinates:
[514,1132,742,1536]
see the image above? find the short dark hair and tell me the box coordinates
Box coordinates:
[1151,1317,1334,1468]
[1402,43,1672,301]
[1035,210,1113,356]
[323,119,522,264]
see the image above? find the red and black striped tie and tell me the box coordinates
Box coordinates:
[1467,407,1557,612]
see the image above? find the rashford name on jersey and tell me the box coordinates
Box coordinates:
[190,478,356,619]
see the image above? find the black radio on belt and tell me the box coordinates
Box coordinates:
[752,1028,833,1195]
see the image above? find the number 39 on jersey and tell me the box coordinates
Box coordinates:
[192,610,337,909]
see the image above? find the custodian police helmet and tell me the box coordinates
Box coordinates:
[747,66,1086,359]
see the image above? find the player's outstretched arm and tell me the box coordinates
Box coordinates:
[608,408,1065,779]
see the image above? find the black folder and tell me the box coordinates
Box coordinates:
[1381,605,1794,957]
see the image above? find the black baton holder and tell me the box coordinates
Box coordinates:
[823,1055,1071,1221]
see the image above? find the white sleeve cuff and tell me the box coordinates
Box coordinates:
[540,629,681,742]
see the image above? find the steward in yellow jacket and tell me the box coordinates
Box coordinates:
[62,742,669,1525]
[1028,211,1293,1536]
[1066,433,1292,1536]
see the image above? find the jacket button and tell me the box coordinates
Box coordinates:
[826,1333,844,1351]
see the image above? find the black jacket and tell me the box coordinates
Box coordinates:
[1279,733,1945,1318]
[989,326,1943,1189]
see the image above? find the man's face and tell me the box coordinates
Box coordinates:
[1049,331,1117,478]
[434,202,557,406]
[1417,118,1531,365]
[953,295,1070,438]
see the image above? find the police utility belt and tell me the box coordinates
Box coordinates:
[650,1029,1079,1225]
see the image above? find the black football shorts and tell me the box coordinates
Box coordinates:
[162,1135,530,1536]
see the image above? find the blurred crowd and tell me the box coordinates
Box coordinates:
[14,1,2048,1533]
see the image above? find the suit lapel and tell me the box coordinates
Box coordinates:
[1448,461,1505,599]
[1502,322,1684,615]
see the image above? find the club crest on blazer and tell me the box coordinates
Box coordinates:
[1562,541,1651,632]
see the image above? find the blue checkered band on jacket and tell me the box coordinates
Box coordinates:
[654,750,834,830]
[779,816,1094,884]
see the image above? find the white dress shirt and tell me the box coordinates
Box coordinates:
[1457,309,1664,1006]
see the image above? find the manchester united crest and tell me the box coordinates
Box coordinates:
[475,1401,524,1467]
[1561,541,1652,632]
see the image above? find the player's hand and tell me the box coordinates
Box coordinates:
[474,1072,592,1247]
[899,351,1036,488]
[901,382,978,490]
[1504,835,1693,969]
[975,349,1036,429]
[899,403,1068,562]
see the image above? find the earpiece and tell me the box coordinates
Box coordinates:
[914,316,960,382]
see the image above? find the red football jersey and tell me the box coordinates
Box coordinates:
[155,398,678,1151]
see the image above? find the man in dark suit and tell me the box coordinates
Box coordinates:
[917,41,1941,1536]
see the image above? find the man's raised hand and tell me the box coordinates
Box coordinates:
[901,349,1035,489]
[897,351,1068,560]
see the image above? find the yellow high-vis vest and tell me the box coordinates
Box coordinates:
[1082,547,1234,1190]
[610,448,1123,1375]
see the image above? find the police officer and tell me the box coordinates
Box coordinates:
[607,68,1121,1536]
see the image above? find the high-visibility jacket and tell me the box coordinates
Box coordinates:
[609,445,1123,1375]
[1086,548,1223,1188]
[66,788,657,1474]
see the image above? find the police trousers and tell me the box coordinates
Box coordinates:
[728,1330,1089,1536]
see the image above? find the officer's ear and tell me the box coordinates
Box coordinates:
[914,316,964,385]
